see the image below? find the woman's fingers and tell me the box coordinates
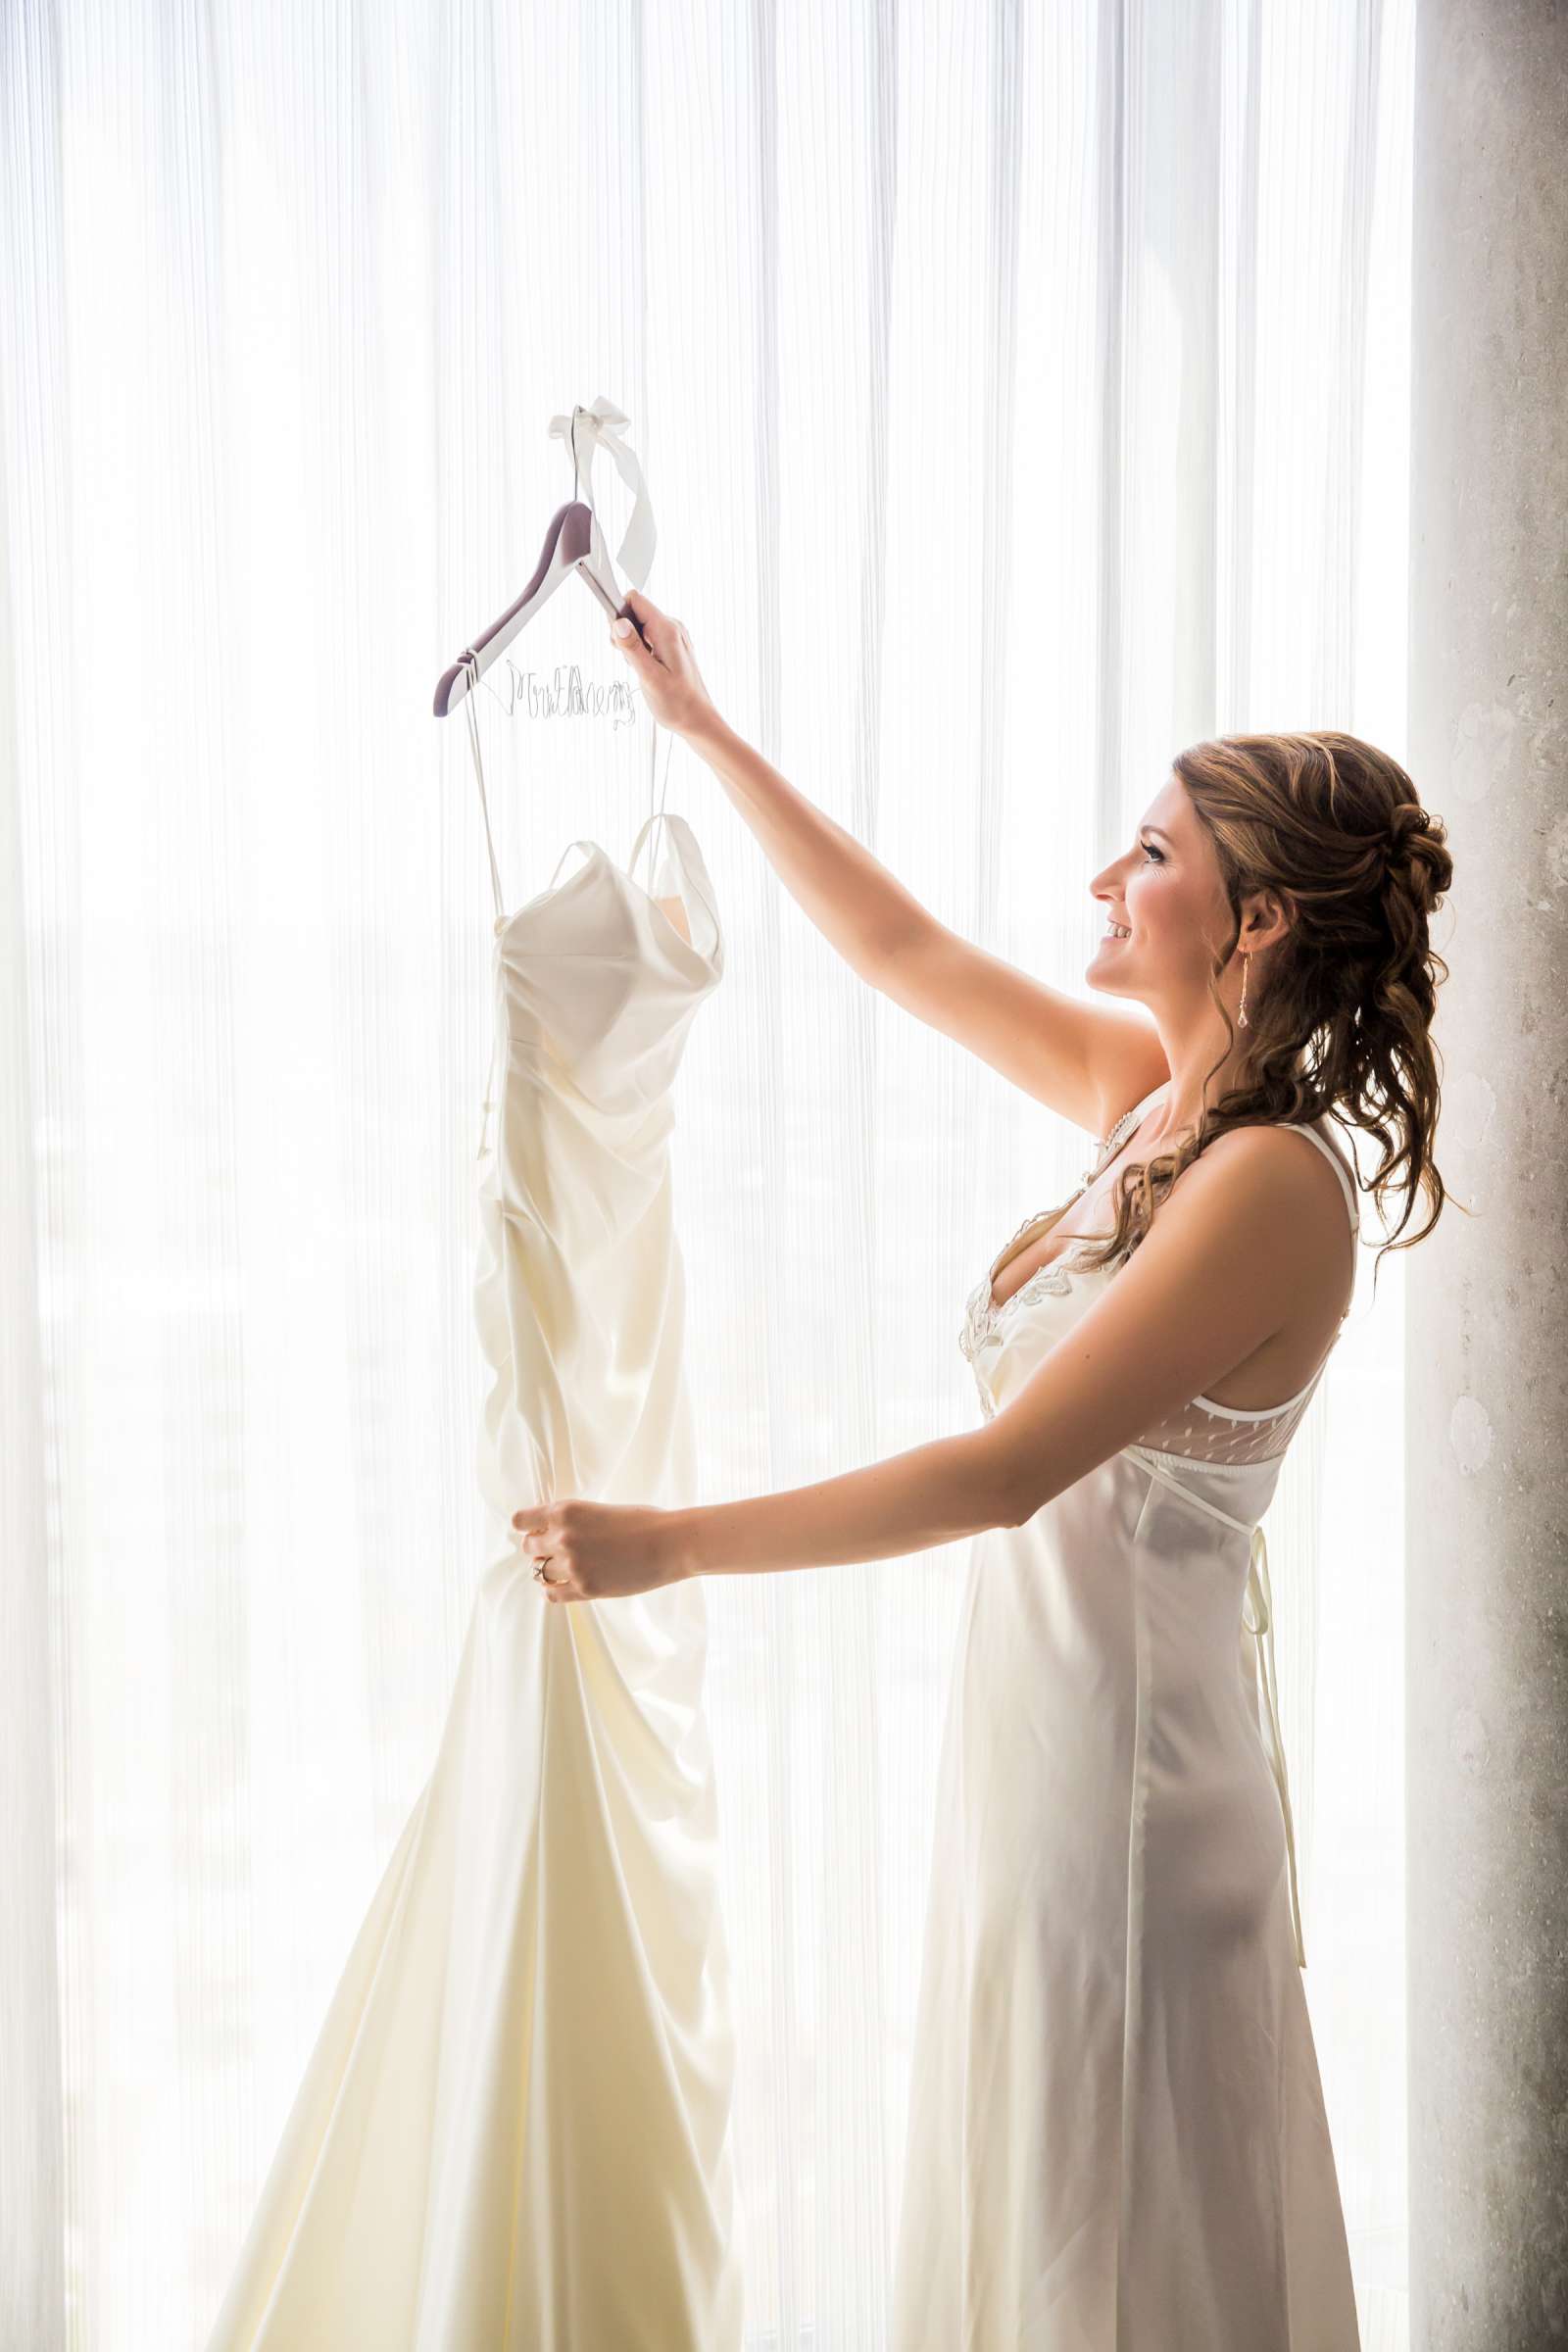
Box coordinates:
[619,587,667,654]
[609,590,714,735]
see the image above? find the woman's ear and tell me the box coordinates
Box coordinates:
[1242,888,1295,952]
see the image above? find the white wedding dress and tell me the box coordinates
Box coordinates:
[204,755,743,2346]
[889,1086,1364,2351]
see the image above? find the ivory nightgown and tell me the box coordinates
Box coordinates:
[889,1084,1363,2351]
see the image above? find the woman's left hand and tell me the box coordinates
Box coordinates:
[512,1498,691,1603]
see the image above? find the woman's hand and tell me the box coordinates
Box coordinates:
[512,1496,693,1603]
[609,589,719,738]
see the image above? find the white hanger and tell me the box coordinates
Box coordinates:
[433,398,657,718]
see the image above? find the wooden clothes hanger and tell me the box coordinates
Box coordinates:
[432,397,657,719]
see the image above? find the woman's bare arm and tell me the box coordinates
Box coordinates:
[612,592,919,976]
[661,1129,1327,1579]
[684,710,932,979]
[610,591,1166,1132]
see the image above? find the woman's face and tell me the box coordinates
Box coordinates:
[1085,774,1236,1004]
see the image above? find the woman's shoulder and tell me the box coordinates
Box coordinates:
[1179,1120,1358,1313]
[1214,1113,1357,1224]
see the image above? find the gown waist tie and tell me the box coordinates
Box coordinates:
[1124,1445,1307,1970]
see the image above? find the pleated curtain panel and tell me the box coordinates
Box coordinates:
[1,2,1413,2345]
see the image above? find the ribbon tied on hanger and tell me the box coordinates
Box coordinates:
[548,396,658,590]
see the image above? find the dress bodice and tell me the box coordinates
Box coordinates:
[465,803,724,1527]
[473,814,721,1162]
[959,1080,1361,1466]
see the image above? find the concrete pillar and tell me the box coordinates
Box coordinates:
[1406,2,1568,2344]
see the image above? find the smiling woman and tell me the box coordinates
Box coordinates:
[882,733,1451,2345]
[610,707,1446,2345]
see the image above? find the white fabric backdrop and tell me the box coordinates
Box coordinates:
[1,1,1412,2344]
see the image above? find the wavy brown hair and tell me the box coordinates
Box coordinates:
[1072,730,1454,1299]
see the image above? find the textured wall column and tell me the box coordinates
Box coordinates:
[1406,3,1568,2344]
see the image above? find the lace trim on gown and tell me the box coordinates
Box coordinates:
[958,1085,1361,1464]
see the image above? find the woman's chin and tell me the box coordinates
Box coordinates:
[1086,956,1142,1004]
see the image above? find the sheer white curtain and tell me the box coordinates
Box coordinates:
[1,1,1412,2344]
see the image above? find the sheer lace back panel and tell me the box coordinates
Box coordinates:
[960,1092,1361,1467]
[1127,1117,1360,1464]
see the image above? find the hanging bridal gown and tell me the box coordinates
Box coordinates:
[889,1083,1363,2352]
[205,760,743,2348]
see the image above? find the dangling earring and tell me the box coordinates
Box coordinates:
[1238,952,1250,1030]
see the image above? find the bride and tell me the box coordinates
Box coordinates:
[522,591,1449,2350]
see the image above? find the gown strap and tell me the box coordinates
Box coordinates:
[1097,1080,1170,1162]
[1079,1080,1172,1189]
[459,651,509,926]
[458,651,509,1160]
[1124,1444,1307,1970]
[1273,1117,1362,1240]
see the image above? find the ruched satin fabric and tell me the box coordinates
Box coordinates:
[203,808,743,2350]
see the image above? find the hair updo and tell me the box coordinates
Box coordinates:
[1075,729,1454,1295]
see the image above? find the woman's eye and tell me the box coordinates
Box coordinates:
[1139,840,1164,863]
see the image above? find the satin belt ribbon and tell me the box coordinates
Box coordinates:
[1124,1444,1307,1970]
[547,396,657,590]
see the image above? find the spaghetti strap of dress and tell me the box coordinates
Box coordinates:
[1084,1080,1171,1185]
[1100,1081,1170,1158]
[1099,1090,1359,1239]
[1274,1118,1361,1237]
[460,654,508,925]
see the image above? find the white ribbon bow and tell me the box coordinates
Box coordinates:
[547,396,657,590]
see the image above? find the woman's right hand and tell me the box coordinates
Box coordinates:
[609,590,720,739]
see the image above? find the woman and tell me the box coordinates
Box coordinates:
[518,591,1450,2348]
